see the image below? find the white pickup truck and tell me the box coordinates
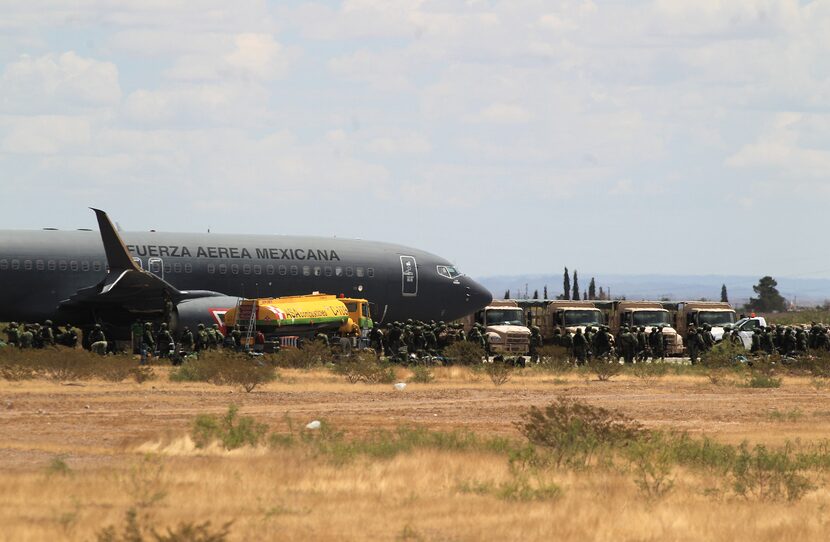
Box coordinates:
[729,317,768,350]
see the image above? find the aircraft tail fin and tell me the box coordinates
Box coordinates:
[90,208,140,272]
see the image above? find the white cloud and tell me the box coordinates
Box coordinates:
[365,133,431,154]
[472,103,532,124]
[165,33,290,82]
[1,115,91,154]
[0,52,121,113]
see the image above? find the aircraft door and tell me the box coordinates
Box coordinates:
[400,255,417,296]
[148,257,164,279]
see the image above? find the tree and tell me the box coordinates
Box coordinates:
[563,267,571,301]
[543,285,548,300]
[572,270,580,301]
[599,287,605,300]
[588,278,596,300]
[533,289,539,299]
[583,292,587,300]
[720,284,729,303]
[747,276,787,313]
[504,289,511,300]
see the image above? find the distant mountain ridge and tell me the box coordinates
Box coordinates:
[477,273,830,307]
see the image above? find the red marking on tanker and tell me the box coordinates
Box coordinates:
[209,308,233,333]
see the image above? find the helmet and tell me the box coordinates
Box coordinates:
[160,323,167,330]
[198,323,205,330]
[44,320,52,326]
[144,322,152,329]
[94,324,101,330]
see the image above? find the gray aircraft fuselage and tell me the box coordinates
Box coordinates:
[0,228,492,327]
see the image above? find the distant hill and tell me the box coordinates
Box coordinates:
[477,273,830,308]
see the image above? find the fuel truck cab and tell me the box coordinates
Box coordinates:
[541,300,605,341]
[463,299,530,355]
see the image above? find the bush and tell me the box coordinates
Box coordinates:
[169,353,276,391]
[97,508,232,542]
[630,362,668,384]
[701,341,746,368]
[484,359,513,386]
[588,357,622,381]
[517,399,643,468]
[443,341,485,365]
[732,443,815,502]
[535,346,573,373]
[746,372,782,388]
[408,365,434,384]
[192,405,268,450]
[273,341,332,369]
[625,433,675,499]
[332,352,396,384]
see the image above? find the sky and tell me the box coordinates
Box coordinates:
[1,0,829,280]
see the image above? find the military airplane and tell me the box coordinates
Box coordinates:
[0,209,492,338]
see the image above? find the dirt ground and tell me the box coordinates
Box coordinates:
[2,368,829,471]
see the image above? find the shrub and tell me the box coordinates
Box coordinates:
[169,355,224,383]
[732,443,815,502]
[192,405,268,450]
[746,372,782,388]
[588,357,622,381]
[273,341,332,369]
[484,359,513,386]
[443,341,485,366]
[97,508,232,542]
[408,365,434,384]
[131,366,156,384]
[700,341,745,368]
[332,352,396,384]
[535,346,573,373]
[517,399,643,468]
[630,362,668,384]
[625,433,675,499]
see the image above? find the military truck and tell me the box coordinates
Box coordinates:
[668,301,737,342]
[605,301,683,356]
[518,300,605,344]
[462,299,530,355]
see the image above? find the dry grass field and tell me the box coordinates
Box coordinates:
[2,354,830,541]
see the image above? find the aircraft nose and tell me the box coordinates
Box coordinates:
[465,277,492,310]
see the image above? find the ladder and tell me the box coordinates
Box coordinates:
[236,299,258,352]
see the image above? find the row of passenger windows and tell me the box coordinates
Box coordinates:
[0,258,375,280]
[205,263,374,278]
[0,259,105,272]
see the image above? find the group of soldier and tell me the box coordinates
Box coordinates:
[2,320,79,350]
[542,324,670,364]
[366,320,486,360]
[740,323,830,358]
[136,322,258,362]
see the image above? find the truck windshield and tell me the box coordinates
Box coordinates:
[486,309,524,326]
[563,310,603,326]
[698,312,736,326]
[632,311,671,326]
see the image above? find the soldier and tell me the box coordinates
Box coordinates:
[529,325,543,363]
[654,326,666,361]
[369,324,384,356]
[39,320,56,347]
[686,326,700,364]
[231,325,243,351]
[387,322,402,353]
[195,323,208,352]
[424,324,438,355]
[593,326,610,358]
[32,323,43,348]
[141,322,156,355]
[620,327,637,364]
[796,326,808,353]
[456,322,467,343]
[584,326,596,360]
[156,323,174,358]
[212,324,225,349]
[751,328,762,354]
[4,322,20,346]
[88,324,107,355]
[19,325,34,349]
[59,324,78,348]
[561,329,574,358]
[636,326,649,361]
[572,328,588,364]
[179,326,194,353]
[206,325,218,350]
[701,324,715,351]
[783,327,797,355]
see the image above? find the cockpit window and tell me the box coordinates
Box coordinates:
[437,265,462,279]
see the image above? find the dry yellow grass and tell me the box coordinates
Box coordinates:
[2,366,830,540]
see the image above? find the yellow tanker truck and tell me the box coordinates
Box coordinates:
[223,293,373,341]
